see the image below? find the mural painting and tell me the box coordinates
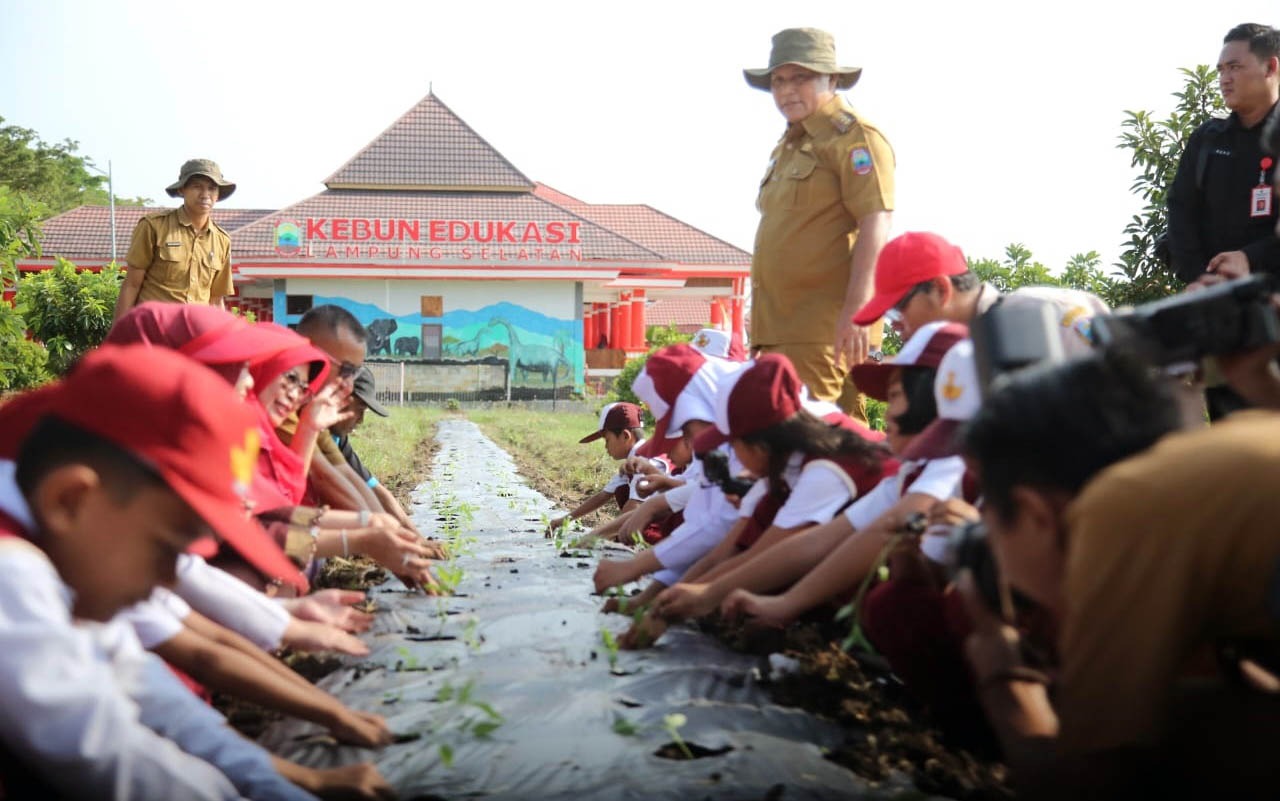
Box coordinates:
[312,296,581,400]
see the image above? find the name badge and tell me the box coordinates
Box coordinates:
[165,241,182,247]
[1251,185,1273,218]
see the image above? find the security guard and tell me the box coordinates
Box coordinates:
[745,28,894,421]
[1168,23,1280,284]
[113,159,236,320]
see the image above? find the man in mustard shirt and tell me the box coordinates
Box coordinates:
[745,28,895,420]
[113,159,236,320]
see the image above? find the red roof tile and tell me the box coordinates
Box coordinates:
[31,205,271,263]
[647,298,751,335]
[534,184,749,266]
[229,189,662,263]
[325,93,533,191]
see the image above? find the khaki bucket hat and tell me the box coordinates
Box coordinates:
[166,158,236,200]
[744,28,862,91]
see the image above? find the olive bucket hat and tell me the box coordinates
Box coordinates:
[744,28,862,91]
[166,158,236,200]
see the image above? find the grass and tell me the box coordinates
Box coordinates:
[466,408,620,519]
[353,406,445,502]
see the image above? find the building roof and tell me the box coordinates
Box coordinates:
[30,205,272,263]
[228,189,663,263]
[534,184,749,266]
[324,93,533,191]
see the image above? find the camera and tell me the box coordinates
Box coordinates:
[700,449,757,498]
[944,521,1003,614]
[1091,274,1280,368]
[970,299,1066,395]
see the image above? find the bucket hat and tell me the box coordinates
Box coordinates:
[744,28,862,91]
[166,158,236,200]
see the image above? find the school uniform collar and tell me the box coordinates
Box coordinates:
[0,460,37,535]
[630,439,647,458]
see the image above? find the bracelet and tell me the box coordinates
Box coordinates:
[308,525,320,543]
[340,529,350,557]
[359,509,371,527]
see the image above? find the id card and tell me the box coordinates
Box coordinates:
[1252,185,1273,218]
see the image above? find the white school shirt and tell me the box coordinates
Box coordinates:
[843,456,966,530]
[651,446,743,585]
[174,553,291,651]
[736,453,860,530]
[0,462,316,801]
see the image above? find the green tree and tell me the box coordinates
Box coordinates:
[0,187,50,391]
[16,258,120,375]
[0,116,150,216]
[1115,65,1225,305]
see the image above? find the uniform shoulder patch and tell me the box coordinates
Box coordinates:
[850,145,874,176]
[832,110,856,134]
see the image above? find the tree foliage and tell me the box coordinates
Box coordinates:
[0,116,149,217]
[1114,65,1225,304]
[16,259,121,375]
[0,187,51,391]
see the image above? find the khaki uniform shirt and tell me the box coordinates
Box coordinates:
[1058,411,1280,755]
[126,207,234,305]
[752,95,895,345]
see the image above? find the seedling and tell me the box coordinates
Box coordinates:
[394,645,421,672]
[599,627,620,673]
[629,531,649,551]
[611,714,640,737]
[462,617,482,652]
[662,713,694,760]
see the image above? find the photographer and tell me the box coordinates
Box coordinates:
[960,352,1280,798]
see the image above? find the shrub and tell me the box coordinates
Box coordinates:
[16,258,119,375]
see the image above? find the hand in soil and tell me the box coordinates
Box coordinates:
[600,596,622,615]
[357,526,437,583]
[720,589,794,629]
[330,708,394,748]
[653,582,716,621]
[421,538,449,561]
[286,618,371,656]
[304,762,397,800]
[619,609,667,650]
[283,590,375,633]
[544,515,569,538]
[593,558,635,594]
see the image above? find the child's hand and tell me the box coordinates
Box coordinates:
[544,515,568,538]
[619,609,667,650]
[720,589,793,629]
[355,527,436,585]
[329,708,393,748]
[623,456,660,477]
[593,559,633,594]
[283,589,374,633]
[652,582,715,621]
[302,762,397,800]
[284,618,370,656]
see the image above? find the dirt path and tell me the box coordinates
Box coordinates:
[260,419,939,801]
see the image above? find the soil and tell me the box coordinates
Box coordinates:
[516,464,1013,800]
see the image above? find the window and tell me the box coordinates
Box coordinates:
[286,294,313,315]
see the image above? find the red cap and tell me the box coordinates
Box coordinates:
[849,321,968,401]
[853,232,968,326]
[692,354,803,453]
[580,402,644,443]
[106,302,301,367]
[630,345,707,457]
[0,345,304,590]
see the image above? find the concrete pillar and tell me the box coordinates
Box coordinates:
[709,296,726,329]
[630,289,646,350]
[618,292,633,351]
[584,307,596,352]
[593,303,610,348]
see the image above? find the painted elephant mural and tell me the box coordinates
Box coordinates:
[366,318,398,356]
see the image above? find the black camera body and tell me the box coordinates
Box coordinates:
[700,449,756,498]
[945,521,1002,614]
[1091,274,1280,367]
[970,298,1066,395]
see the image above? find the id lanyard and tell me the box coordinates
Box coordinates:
[1251,157,1274,218]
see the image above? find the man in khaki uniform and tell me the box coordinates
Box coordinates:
[113,159,236,320]
[746,28,895,420]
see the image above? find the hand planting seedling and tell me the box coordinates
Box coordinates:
[599,626,621,673]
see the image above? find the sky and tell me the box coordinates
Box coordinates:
[1,0,1276,275]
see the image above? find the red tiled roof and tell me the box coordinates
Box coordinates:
[31,205,271,263]
[647,298,750,335]
[325,93,533,191]
[229,189,663,262]
[534,184,749,266]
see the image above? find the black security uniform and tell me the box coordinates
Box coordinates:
[1167,101,1280,283]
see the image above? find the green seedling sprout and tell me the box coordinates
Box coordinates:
[611,714,640,737]
[630,531,649,551]
[462,617,482,652]
[599,627,620,672]
[662,713,694,759]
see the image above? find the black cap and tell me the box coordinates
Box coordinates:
[353,367,390,417]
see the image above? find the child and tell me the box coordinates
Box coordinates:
[654,322,971,625]
[614,354,895,646]
[546,402,651,534]
[0,345,381,799]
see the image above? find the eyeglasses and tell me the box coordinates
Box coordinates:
[329,359,359,381]
[279,370,309,397]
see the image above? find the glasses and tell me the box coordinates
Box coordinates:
[279,370,309,397]
[329,359,359,381]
